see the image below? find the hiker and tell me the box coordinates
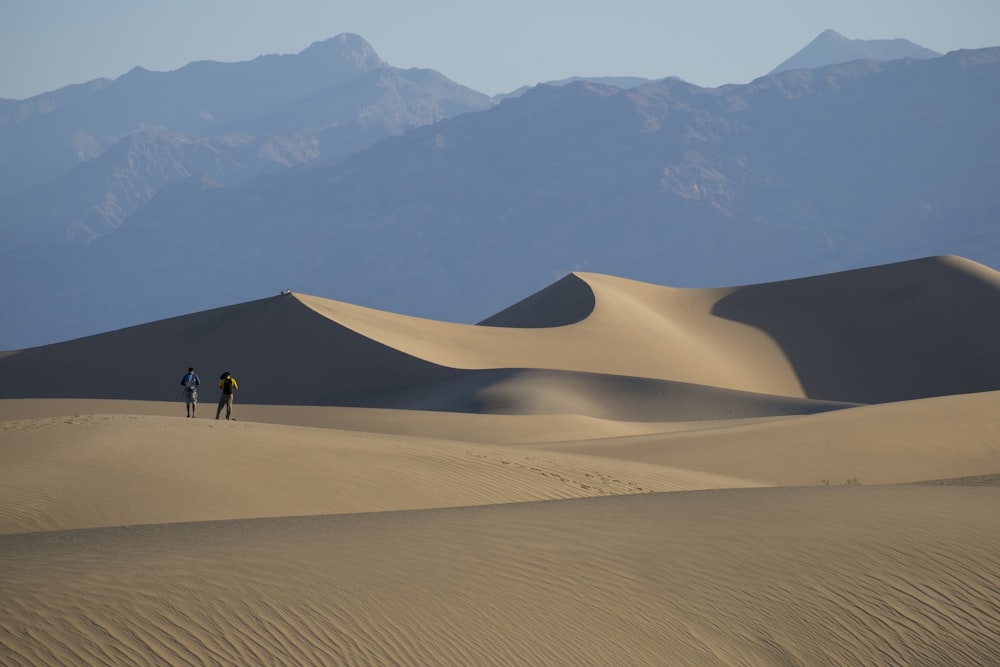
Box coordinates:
[180,367,200,417]
[216,371,239,420]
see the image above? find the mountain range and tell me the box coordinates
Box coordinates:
[1,31,996,349]
[0,33,492,246]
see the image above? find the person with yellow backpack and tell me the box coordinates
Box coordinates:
[216,371,239,420]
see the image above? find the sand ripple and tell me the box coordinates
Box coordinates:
[2,486,999,666]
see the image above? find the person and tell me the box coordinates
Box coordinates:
[216,371,239,420]
[180,367,200,417]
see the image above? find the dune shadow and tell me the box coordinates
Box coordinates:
[711,257,1000,403]
[354,368,857,421]
[0,294,464,406]
[477,273,595,328]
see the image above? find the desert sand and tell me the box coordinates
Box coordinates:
[2,254,1000,665]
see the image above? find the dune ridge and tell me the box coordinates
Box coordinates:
[3,255,1000,664]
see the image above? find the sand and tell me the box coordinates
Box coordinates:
[2,254,999,665]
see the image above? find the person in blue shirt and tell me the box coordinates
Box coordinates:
[180,367,201,417]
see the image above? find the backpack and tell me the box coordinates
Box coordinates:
[223,377,234,394]
[181,372,198,390]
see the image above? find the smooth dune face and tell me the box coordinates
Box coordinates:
[533,390,1000,486]
[0,412,762,535]
[2,256,1000,665]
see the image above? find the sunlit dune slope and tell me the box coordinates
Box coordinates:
[0,398,734,443]
[294,271,801,395]
[0,412,762,535]
[2,388,997,536]
[535,390,1000,486]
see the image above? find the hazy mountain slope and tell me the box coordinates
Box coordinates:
[268,66,495,161]
[0,130,264,247]
[0,34,383,197]
[0,37,494,248]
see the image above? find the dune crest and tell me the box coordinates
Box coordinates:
[295,271,802,397]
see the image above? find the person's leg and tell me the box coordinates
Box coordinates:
[225,395,234,420]
[216,394,225,419]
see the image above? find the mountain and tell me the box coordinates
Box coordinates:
[0,33,494,247]
[24,26,933,248]
[0,34,382,196]
[0,130,257,247]
[2,46,997,350]
[771,29,941,74]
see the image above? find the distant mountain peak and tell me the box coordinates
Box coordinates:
[770,29,941,75]
[299,33,384,70]
[817,29,848,40]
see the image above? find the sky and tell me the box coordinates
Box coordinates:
[2,0,999,100]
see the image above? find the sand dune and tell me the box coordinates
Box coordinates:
[294,273,802,397]
[2,255,1000,665]
[0,412,764,535]
[3,487,999,665]
[533,389,1000,486]
[3,255,999,412]
[3,389,996,537]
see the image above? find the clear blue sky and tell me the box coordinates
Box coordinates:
[2,0,998,99]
